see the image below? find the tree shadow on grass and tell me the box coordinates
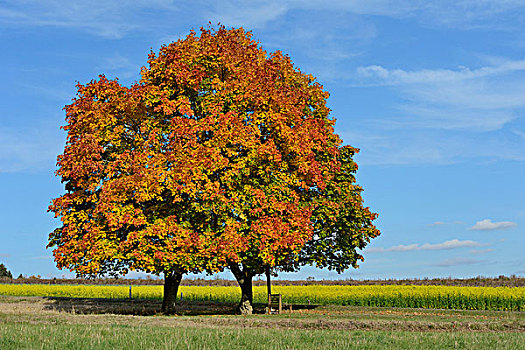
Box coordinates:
[42,297,316,316]
[42,297,320,316]
[42,297,238,316]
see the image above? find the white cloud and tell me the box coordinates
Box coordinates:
[435,257,482,267]
[367,239,483,253]
[429,221,446,226]
[421,240,483,250]
[357,60,525,86]
[470,219,517,231]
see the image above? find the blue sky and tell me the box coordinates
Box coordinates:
[1,1,524,280]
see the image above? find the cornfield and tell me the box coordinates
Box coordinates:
[1,284,523,311]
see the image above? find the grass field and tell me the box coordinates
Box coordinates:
[1,284,524,349]
[0,295,524,349]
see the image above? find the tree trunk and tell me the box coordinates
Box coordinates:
[162,270,183,315]
[230,264,254,315]
[266,266,272,314]
[266,266,271,296]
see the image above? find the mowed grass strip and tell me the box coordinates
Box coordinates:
[1,284,524,311]
[1,295,524,332]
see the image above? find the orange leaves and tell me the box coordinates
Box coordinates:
[120,215,217,274]
[250,204,313,267]
[49,25,379,280]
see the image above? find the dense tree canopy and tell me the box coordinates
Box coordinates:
[49,25,379,314]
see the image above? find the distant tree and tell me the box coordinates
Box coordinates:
[0,263,12,279]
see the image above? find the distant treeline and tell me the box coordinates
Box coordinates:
[1,275,524,287]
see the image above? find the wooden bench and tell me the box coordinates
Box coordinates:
[268,293,282,314]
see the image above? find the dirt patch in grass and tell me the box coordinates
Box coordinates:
[1,295,524,333]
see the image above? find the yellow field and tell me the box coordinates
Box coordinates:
[1,284,524,311]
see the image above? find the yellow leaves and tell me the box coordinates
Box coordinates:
[49,25,379,281]
[176,96,193,116]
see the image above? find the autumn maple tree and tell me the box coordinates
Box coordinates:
[49,25,379,315]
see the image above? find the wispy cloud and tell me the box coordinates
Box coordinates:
[470,248,494,255]
[357,60,525,86]
[429,221,446,226]
[428,221,464,227]
[367,239,483,253]
[286,0,419,17]
[348,124,525,165]
[206,1,525,31]
[205,1,525,85]
[513,130,525,138]
[339,1,525,31]
[206,0,288,29]
[470,219,517,231]
[203,0,415,30]
[341,130,453,166]
[233,6,374,83]
[435,257,482,267]
[0,253,11,258]
[346,57,525,165]
[0,0,179,39]
[355,59,525,132]
[0,124,64,173]
[2,1,524,41]
[96,54,142,81]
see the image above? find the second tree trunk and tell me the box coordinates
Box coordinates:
[161,270,183,315]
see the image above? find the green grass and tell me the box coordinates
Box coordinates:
[2,323,524,350]
[1,295,524,349]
